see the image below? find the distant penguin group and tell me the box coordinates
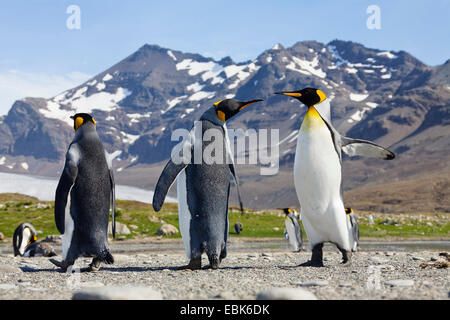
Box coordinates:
[35,85,393,272]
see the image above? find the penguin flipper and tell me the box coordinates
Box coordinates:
[229,163,244,214]
[109,168,116,239]
[55,149,79,234]
[152,159,188,212]
[341,137,395,160]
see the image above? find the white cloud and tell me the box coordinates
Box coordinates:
[0,70,91,115]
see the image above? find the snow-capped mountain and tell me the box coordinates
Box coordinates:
[0,40,449,209]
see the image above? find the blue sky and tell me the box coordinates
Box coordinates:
[0,0,449,114]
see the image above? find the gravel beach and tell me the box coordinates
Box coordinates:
[0,238,448,300]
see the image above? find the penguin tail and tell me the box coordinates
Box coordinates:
[97,250,114,264]
[207,253,220,269]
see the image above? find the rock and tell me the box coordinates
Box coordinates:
[0,232,5,241]
[412,256,424,261]
[384,280,414,287]
[215,291,235,299]
[129,224,138,230]
[148,216,161,223]
[0,265,21,273]
[273,227,280,231]
[261,253,272,257]
[156,224,178,236]
[44,235,61,243]
[426,222,433,226]
[369,256,388,264]
[351,270,358,273]
[0,284,17,290]
[108,222,130,235]
[257,287,317,300]
[112,254,130,263]
[299,280,329,287]
[339,281,352,287]
[72,286,162,300]
[81,281,105,288]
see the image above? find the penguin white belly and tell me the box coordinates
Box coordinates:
[177,170,192,259]
[285,218,299,251]
[294,107,350,250]
[62,186,75,260]
[18,228,31,255]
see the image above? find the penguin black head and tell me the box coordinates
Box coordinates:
[274,87,326,107]
[281,208,293,215]
[213,98,263,122]
[13,223,37,256]
[345,208,353,215]
[70,113,96,131]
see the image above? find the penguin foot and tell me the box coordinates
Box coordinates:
[49,259,74,272]
[337,247,352,266]
[177,257,201,270]
[87,258,102,272]
[298,260,324,267]
[299,243,324,267]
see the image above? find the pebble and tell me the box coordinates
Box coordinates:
[0,266,21,273]
[214,291,235,299]
[0,284,16,290]
[369,257,388,264]
[384,280,414,287]
[412,256,425,261]
[299,280,329,287]
[73,286,162,300]
[339,281,353,287]
[257,287,317,300]
[81,281,105,288]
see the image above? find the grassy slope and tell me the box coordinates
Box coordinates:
[0,193,448,240]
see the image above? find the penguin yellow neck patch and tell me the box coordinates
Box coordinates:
[301,106,325,132]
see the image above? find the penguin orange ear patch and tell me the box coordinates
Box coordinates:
[217,110,226,122]
[75,117,84,131]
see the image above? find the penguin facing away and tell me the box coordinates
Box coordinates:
[281,208,304,252]
[275,88,394,267]
[50,113,116,272]
[234,222,243,235]
[153,98,263,270]
[345,208,360,252]
[13,223,57,257]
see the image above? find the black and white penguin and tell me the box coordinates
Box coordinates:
[275,88,394,266]
[281,208,304,252]
[50,113,116,272]
[153,98,263,269]
[13,223,56,257]
[234,222,243,235]
[345,208,360,252]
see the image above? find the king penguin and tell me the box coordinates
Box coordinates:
[152,98,263,270]
[275,88,394,266]
[13,223,56,257]
[282,208,304,252]
[50,113,116,272]
[345,208,359,252]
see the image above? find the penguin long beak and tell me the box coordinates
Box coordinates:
[239,99,264,111]
[274,91,302,98]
